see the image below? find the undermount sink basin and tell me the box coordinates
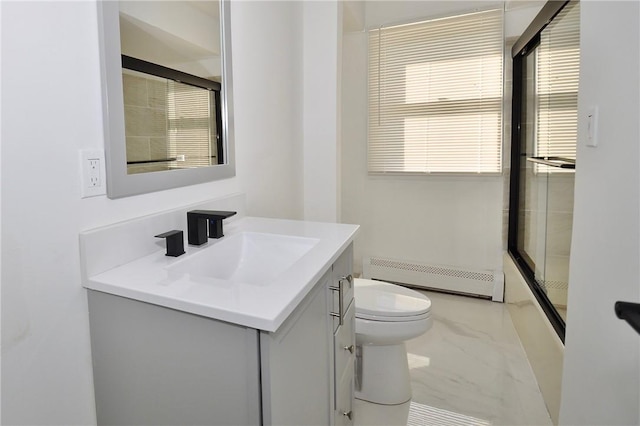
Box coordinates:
[168,232,320,285]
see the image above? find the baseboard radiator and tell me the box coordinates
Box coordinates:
[362,256,504,302]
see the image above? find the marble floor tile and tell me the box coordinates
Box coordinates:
[354,290,552,426]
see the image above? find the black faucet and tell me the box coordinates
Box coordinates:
[187,210,237,245]
[154,230,185,257]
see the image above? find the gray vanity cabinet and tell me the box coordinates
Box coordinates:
[87,244,354,426]
[260,243,355,426]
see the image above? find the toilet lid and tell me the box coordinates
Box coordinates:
[354,278,431,320]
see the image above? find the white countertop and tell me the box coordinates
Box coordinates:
[83,217,359,332]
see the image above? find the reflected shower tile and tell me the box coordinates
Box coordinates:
[150,137,169,161]
[122,73,148,107]
[147,79,167,109]
[524,173,547,213]
[148,108,167,137]
[124,106,148,137]
[125,136,150,162]
[547,174,575,213]
[124,106,167,137]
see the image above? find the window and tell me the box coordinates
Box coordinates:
[368,10,504,174]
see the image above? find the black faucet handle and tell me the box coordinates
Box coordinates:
[187,210,237,220]
[155,230,185,257]
[186,210,237,245]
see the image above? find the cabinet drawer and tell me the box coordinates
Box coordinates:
[334,301,355,390]
[332,243,353,283]
[335,360,355,426]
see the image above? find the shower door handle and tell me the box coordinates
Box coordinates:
[615,301,640,335]
[526,156,576,169]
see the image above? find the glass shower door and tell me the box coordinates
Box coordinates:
[518,44,577,322]
[516,48,550,292]
[510,0,579,338]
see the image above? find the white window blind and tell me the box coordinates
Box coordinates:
[535,1,580,173]
[368,9,504,174]
[167,81,218,169]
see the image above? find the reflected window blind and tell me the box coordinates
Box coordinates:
[536,1,580,173]
[167,81,216,169]
[368,9,503,174]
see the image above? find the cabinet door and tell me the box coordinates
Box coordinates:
[87,291,261,426]
[260,271,332,425]
[334,301,355,393]
[335,361,355,426]
[334,301,355,426]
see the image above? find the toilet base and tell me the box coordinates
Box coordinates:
[355,343,411,405]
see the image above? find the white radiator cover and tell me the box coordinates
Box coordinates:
[362,256,504,302]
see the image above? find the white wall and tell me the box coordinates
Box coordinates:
[233,1,304,220]
[559,2,640,424]
[0,1,303,424]
[341,1,542,276]
[303,1,342,223]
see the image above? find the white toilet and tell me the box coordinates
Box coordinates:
[354,278,432,405]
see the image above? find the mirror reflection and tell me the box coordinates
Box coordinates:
[98,0,234,198]
[119,1,224,175]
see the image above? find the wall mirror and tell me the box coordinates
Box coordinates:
[97,0,235,199]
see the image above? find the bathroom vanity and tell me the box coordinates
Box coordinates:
[81,203,358,426]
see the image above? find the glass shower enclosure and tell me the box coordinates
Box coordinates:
[509,0,580,341]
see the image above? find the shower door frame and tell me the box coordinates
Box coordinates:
[508,0,572,343]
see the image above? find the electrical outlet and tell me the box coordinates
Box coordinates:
[80,150,106,198]
[88,158,101,187]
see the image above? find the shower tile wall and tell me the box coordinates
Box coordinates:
[543,174,574,316]
[122,72,170,174]
[520,171,574,318]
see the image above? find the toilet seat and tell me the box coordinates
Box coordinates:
[354,278,431,322]
[357,310,431,322]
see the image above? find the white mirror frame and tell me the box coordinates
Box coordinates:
[97,0,235,199]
